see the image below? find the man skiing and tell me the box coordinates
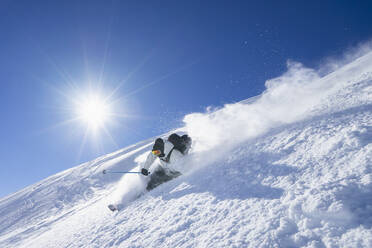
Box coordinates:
[107,133,192,211]
[140,133,192,190]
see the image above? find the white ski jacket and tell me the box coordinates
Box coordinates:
[140,140,184,171]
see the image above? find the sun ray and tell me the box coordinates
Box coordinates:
[102,125,119,149]
[108,112,152,120]
[112,59,200,106]
[32,117,81,137]
[98,12,115,89]
[32,39,77,90]
[76,128,90,164]
[116,121,148,140]
[106,50,156,102]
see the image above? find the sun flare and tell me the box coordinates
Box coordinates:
[76,93,111,131]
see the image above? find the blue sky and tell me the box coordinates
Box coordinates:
[0,0,371,198]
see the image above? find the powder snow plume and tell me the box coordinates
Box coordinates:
[184,44,372,157]
[106,147,151,208]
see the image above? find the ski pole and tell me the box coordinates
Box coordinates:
[102,170,142,175]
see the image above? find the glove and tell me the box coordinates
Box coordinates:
[141,168,149,176]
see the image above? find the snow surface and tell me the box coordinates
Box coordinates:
[0,49,372,248]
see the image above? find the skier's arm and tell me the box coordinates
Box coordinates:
[140,152,156,171]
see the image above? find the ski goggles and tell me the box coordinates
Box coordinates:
[152,150,161,156]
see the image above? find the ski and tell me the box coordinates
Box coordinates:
[108,204,118,212]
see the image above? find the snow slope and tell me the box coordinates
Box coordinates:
[0,49,371,248]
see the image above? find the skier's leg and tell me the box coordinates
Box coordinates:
[146,167,182,191]
[168,170,182,179]
[147,167,166,191]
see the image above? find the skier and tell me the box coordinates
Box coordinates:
[107,133,192,211]
[140,133,192,190]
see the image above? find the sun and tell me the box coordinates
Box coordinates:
[75,93,112,131]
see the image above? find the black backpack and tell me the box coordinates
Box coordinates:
[152,134,192,163]
[168,133,191,154]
